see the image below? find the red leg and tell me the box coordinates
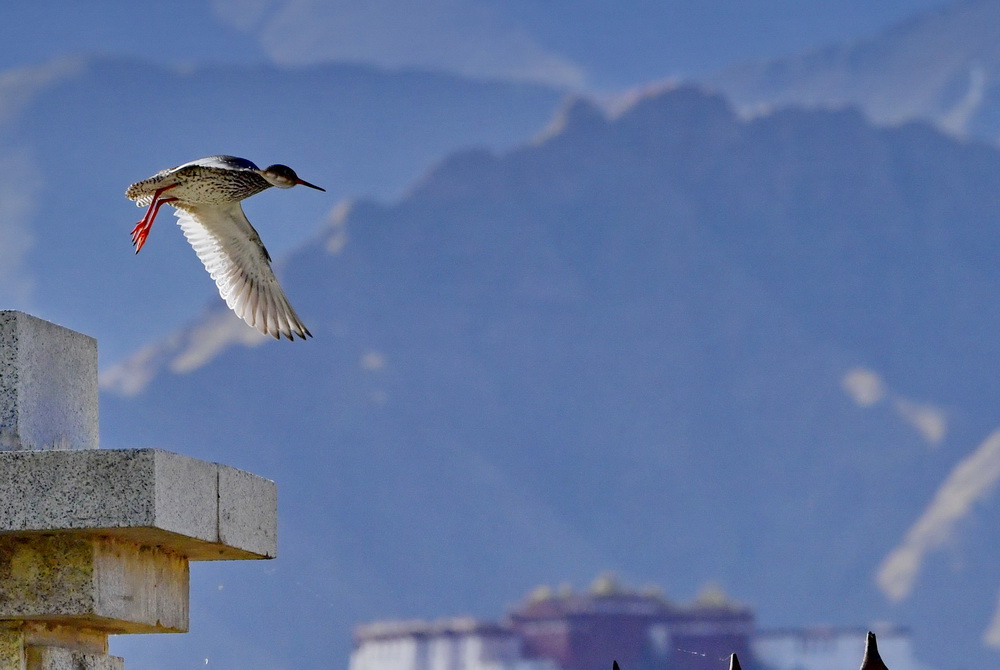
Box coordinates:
[131,185,178,254]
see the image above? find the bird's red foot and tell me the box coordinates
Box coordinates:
[131,185,178,254]
[131,219,153,254]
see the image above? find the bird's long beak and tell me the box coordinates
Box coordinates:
[296,178,325,192]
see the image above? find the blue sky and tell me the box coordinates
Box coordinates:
[2,0,948,89]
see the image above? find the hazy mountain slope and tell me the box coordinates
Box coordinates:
[102,86,1000,669]
[0,56,563,362]
[710,0,1000,141]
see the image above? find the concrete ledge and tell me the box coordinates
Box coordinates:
[0,312,98,452]
[0,536,188,634]
[0,449,276,560]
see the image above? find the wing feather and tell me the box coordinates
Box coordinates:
[174,204,312,340]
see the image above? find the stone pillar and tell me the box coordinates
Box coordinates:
[0,312,278,670]
[0,311,98,451]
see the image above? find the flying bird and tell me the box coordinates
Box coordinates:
[126,155,324,340]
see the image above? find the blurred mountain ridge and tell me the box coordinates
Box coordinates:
[102,84,1000,670]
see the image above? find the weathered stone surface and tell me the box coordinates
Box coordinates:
[92,539,189,632]
[20,623,107,655]
[0,312,98,452]
[0,536,188,633]
[219,464,278,559]
[25,646,123,670]
[0,449,276,560]
[0,628,25,670]
[155,450,219,543]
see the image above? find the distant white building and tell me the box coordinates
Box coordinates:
[350,617,559,670]
[349,580,930,670]
[753,626,929,670]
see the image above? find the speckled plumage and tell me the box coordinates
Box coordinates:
[125,155,324,341]
[125,155,273,206]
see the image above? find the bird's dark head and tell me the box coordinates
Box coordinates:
[260,164,325,191]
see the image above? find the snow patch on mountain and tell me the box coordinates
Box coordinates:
[842,367,946,445]
[878,428,1000,601]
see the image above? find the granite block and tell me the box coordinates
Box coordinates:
[0,450,159,531]
[218,464,278,559]
[151,450,218,543]
[0,449,276,560]
[0,312,98,452]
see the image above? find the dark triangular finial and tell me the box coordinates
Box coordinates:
[729,653,742,670]
[861,631,889,670]
[613,661,620,670]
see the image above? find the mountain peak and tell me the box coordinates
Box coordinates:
[616,83,734,123]
[541,96,607,139]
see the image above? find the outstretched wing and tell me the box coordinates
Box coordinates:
[174,203,312,340]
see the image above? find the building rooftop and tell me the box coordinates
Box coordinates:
[510,577,750,621]
[354,617,513,643]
